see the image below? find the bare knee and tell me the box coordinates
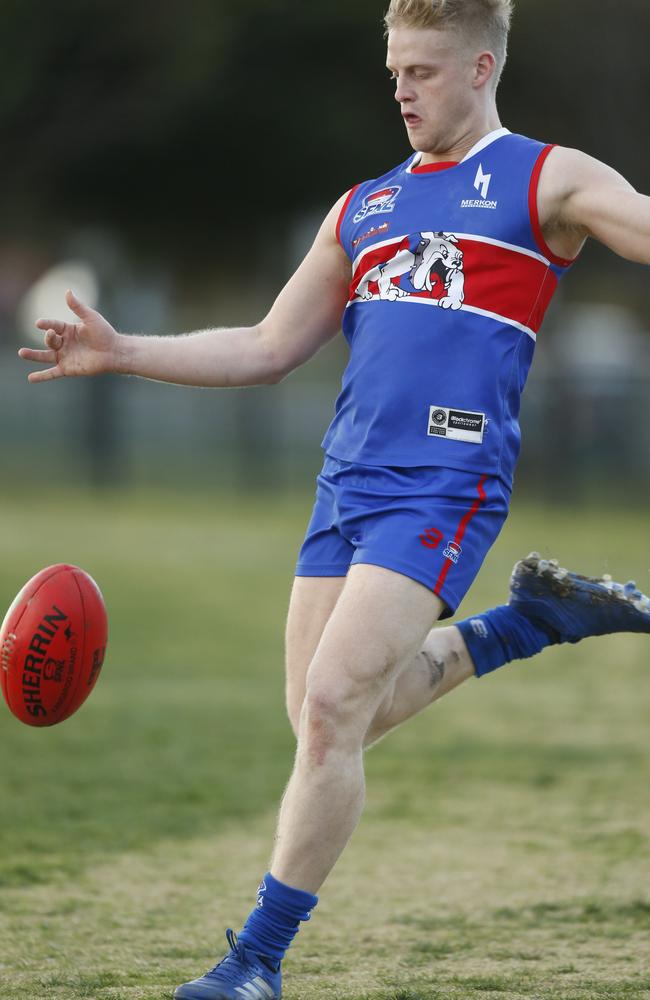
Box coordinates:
[289,648,397,742]
[299,681,372,766]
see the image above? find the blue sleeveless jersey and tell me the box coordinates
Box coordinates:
[321,129,577,487]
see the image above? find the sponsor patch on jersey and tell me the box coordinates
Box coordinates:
[460,164,498,209]
[427,406,485,444]
[352,222,390,249]
[460,198,498,209]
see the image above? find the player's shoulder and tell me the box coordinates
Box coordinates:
[542,144,602,174]
[537,144,633,201]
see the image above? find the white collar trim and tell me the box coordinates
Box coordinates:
[408,127,511,172]
[460,126,511,162]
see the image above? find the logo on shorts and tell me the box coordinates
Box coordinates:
[419,527,443,549]
[443,541,462,563]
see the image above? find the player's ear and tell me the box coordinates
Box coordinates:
[473,50,496,90]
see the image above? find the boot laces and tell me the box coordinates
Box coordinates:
[207,929,245,976]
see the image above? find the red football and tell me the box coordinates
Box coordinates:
[0,564,108,727]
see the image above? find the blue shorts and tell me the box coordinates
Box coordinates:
[295,455,511,619]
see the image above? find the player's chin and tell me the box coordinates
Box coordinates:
[404,121,430,148]
[405,128,424,151]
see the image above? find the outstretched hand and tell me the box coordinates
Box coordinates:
[18,289,121,383]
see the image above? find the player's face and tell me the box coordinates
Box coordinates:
[386,27,478,155]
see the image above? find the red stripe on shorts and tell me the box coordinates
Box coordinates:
[433,474,488,597]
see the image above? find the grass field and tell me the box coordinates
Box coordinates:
[0,487,648,1000]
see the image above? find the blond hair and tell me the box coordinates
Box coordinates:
[384,0,514,88]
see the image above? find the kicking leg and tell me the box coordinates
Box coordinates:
[366,552,650,745]
[457,553,650,678]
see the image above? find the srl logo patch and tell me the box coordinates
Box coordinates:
[353,185,402,223]
[443,541,462,564]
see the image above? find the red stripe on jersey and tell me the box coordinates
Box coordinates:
[434,475,488,598]
[350,235,558,334]
[458,239,558,333]
[529,146,577,268]
[336,185,360,247]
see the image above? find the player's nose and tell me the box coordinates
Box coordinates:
[394,79,414,103]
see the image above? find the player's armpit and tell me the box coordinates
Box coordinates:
[257,192,353,380]
[551,147,650,265]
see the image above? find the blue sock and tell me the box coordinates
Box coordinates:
[237,872,318,966]
[456,604,558,677]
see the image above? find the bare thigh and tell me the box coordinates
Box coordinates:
[302,564,446,739]
[285,575,347,736]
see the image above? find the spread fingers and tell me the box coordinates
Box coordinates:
[18,348,58,364]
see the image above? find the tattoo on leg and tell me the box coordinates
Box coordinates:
[421,650,445,688]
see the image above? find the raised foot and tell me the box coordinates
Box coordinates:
[508,552,650,644]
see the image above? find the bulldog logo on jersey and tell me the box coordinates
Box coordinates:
[355,231,465,310]
[353,185,402,223]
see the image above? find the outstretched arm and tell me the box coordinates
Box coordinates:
[19,192,352,387]
[539,146,650,265]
